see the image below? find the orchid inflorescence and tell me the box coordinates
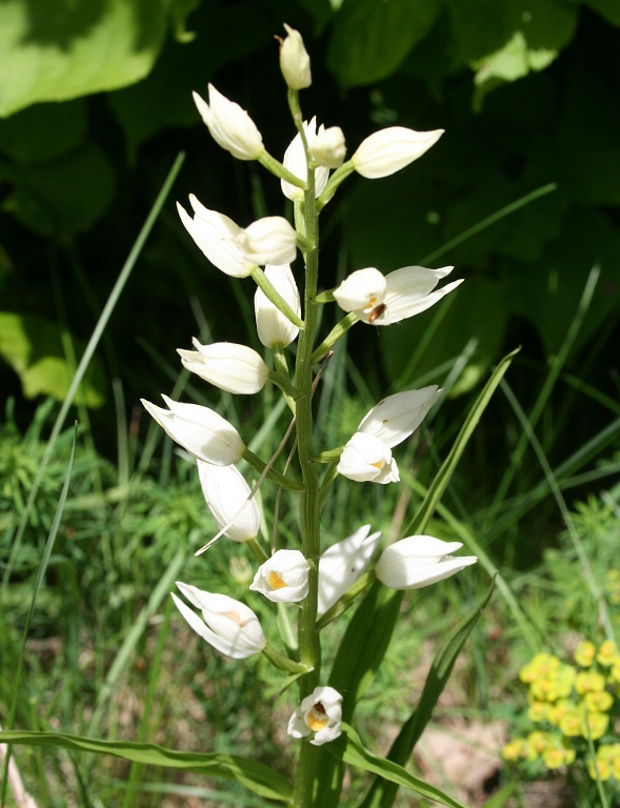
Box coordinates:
[141,24,477,793]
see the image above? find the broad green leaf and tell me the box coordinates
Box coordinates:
[0,312,106,406]
[0,0,168,117]
[1,141,115,236]
[584,0,620,25]
[326,724,468,808]
[0,100,88,163]
[0,731,293,803]
[327,0,439,87]
[359,580,495,808]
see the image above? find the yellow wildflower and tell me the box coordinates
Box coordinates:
[584,690,613,712]
[527,700,548,722]
[574,640,596,667]
[502,738,527,761]
[580,711,609,741]
[575,670,605,695]
[597,640,618,667]
[588,756,611,781]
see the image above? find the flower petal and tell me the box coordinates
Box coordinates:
[358,387,441,448]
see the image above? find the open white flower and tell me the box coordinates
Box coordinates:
[171,582,266,659]
[141,395,245,466]
[287,686,343,746]
[250,549,310,603]
[279,24,312,90]
[352,126,443,179]
[317,525,382,615]
[281,118,330,201]
[337,387,440,484]
[193,84,264,161]
[254,264,301,348]
[198,461,260,543]
[236,216,298,266]
[177,195,255,278]
[178,339,270,395]
[333,266,462,325]
[375,536,477,589]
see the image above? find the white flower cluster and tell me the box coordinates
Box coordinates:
[142,24,476,748]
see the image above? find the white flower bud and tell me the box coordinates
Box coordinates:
[193,84,264,161]
[178,339,270,395]
[172,582,266,659]
[254,264,301,348]
[198,461,260,543]
[288,686,343,746]
[333,267,386,313]
[309,125,346,169]
[375,536,477,590]
[236,216,298,266]
[281,118,330,201]
[250,549,310,603]
[279,24,312,90]
[177,196,255,278]
[317,525,382,615]
[352,126,444,179]
[141,395,245,466]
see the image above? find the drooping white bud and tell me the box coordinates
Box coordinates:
[352,126,444,179]
[281,118,330,201]
[236,216,298,266]
[198,461,260,543]
[193,85,264,161]
[254,264,301,348]
[178,339,269,395]
[250,549,310,603]
[310,125,346,169]
[375,536,477,590]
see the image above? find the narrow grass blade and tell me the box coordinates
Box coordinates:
[408,347,519,535]
[0,731,292,803]
[326,724,468,808]
[480,781,517,807]
[1,425,77,807]
[359,580,495,808]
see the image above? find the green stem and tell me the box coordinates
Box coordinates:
[311,312,358,365]
[288,87,322,808]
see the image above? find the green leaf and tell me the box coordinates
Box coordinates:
[0,731,293,803]
[408,348,519,534]
[326,724,468,808]
[327,0,439,88]
[0,100,88,163]
[0,0,168,117]
[1,141,115,236]
[359,580,495,808]
[583,0,620,26]
[0,312,106,406]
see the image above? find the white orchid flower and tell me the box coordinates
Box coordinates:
[236,216,298,266]
[317,525,382,615]
[352,126,444,179]
[281,118,330,201]
[171,582,266,659]
[333,266,463,325]
[177,195,255,278]
[337,386,441,484]
[178,339,270,395]
[287,686,343,746]
[198,461,260,543]
[279,24,312,90]
[375,536,477,589]
[310,125,346,169]
[193,84,264,161]
[141,395,244,466]
[250,549,310,603]
[254,264,301,348]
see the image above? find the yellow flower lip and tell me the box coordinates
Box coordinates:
[268,570,288,590]
[306,702,329,732]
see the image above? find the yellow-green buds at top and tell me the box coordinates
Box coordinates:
[281,118,330,201]
[288,686,343,746]
[141,395,245,466]
[333,265,462,325]
[254,264,301,348]
[193,84,264,160]
[250,549,310,603]
[236,216,298,266]
[171,582,266,659]
[337,387,441,483]
[198,461,260,543]
[352,126,444,179]
[178,339,270,395]
[317,524,382,615]
[375,536,477,589]
[309,125,346,169]
[279,24,311,90]
[177,196,255,278]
